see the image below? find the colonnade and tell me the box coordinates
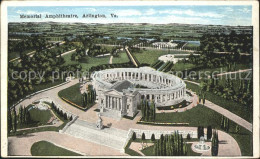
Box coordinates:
[92,67,186,106]
[103,71,176,87]
[103,95,123,111]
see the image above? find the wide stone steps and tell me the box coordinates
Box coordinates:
[63,119,128,151]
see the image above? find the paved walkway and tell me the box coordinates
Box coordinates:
[184,80,253,132]
[129,142,154,156]
[216,68,252,76]
[109,55,113,64]
[8,131,127,156]
[125,46,138,67]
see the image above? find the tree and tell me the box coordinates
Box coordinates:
[211,130,219,156]
[207,126,212,140]
[19,106,23,124]
[12,108,17,132]
[64,113,68,120]
[186,133,191,140]
[198,126,204,139]
[8,107,13,133]
[221,115,224,129]
[141,99,145,119]
[151,133,155,142]
[235,125,240,134]
[51,101,55,108]
[142,132,146,141]
[132,132,136,140]
[22,106,26,124]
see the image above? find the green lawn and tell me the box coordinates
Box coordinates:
[8,121,69,137]
[29,107,53,125]
[17,105,53,129]
[31,141,82,156]
[153,105,252,156]
[62,51,129,71]
[185,82,252,123]
[132,49,192,65]
[141,143,201,156]
[58,83,82,106]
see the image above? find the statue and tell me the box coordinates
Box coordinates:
[96,113,103,130]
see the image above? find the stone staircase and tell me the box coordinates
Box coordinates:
[100,109,122,121]
[62,119,128,152]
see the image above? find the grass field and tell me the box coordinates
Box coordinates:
[58,83,82,106]
[185,82,252,123]
[31,141,82,156]
[141,143,201,156]
[29,106,53,125]
[132,49,190,65]
[153,104,252,156]
[62,51,129,71]
[17,105,53,129]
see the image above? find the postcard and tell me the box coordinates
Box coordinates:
[1,0,259,158]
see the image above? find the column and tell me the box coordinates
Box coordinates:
[115,98,118,110]
[105,96,108,108]
[110,97,112,109]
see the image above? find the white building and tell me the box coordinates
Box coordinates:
[92,67,186,118]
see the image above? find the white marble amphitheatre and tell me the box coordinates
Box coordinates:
[91,67,186,118]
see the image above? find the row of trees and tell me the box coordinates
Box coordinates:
[221,116,230,133]
[51,102,73,121]
[154,132,188,156]
[199,77,253,110]
[89,62,135,73]
[8,106,31,133]
[211,130,219,156]
[197,126,212,140]
[82,85,96,107]
[140,99,156,122]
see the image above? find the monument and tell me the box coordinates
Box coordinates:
[96,113,103,130]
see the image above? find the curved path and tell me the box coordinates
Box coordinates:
[8,131,126,156]
[9,78,242,156]
[216,68,252,77]
[184,80,252,132]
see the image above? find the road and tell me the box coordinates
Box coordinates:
[125,46,138,67]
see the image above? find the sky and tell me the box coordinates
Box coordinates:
[8,5,252,26]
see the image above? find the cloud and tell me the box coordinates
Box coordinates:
[16,10,50,15]
[83,8,97,12]
[116,9,142,16]
[144,9,157,15]
[159,9,224,18]
[224,7,234,12]
[238,8,251,13]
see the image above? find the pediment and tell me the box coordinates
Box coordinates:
[104,89,123,96]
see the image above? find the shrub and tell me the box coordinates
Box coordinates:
[132,132,136,140]
[151,133,155,141]
[187,133,191,140]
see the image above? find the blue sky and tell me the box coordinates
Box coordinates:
[8,5,252,26]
